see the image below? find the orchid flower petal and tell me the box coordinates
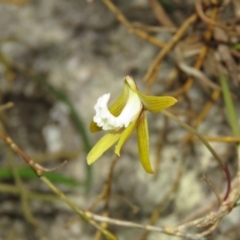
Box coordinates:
[92,82,142,131]
[90,83,129,132]
[137,91,177,113]
[108,82,129,116]
[137,112,154,173]
[115,117,139,156]
[87,132,121,165]
[88,76,178,174]
[124,76,138,90]
[90,121,103,133]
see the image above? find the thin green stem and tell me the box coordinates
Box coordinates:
[162,110,224,166]
[220,74,240,137]
[162,110,231,200]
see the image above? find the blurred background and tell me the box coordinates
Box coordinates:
[0,0,240,239]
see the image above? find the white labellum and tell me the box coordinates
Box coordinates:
[93,90,142,131]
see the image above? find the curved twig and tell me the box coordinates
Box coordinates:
[195,0,239,36]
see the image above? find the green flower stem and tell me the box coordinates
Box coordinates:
[162,110,231,199]
[162,110,224,166]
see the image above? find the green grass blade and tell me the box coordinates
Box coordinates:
[220,74,240,137]
[0,167,81,187]
[45,82,92,190]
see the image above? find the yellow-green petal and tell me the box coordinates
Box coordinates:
[115,117,139,156]
[124,76,138,90]
[90,121,102,133]
[137,91,177,113]
[136,112,154,174]
[87,132,121,164]
[90,83,129,133]
[108,82,129,116]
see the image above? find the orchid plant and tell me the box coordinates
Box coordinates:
[87,76,177,173]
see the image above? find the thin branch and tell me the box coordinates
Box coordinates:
[131,23,176,33]
[203,136,240,143]
[179,62,221,90]
[202,174,222,207]
[170,5,219,97]
[0,102,14,111]
[195,0,239,36]
[41,176,118,240]
[102,0,166,48]
[142,14,197,85]
[0,132,118,240]
[0,133,67,176]
[148,0,176,28]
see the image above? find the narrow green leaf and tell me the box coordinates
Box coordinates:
[220,74,240,137]
[115,118,138,156]
[0,167,81,187]
[87,132,121,165]
[40,79,92,190]
[136,112,154,173]
[136,91,177,113]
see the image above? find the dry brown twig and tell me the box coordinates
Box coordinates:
[152,0,227,99]
[0,102,14,111]
[171,3,220,97]
[0,132,118,240]
[102,0,166,48]
[131,23,176,33]
[2,123,239,239]
[96,1,240,238]
[3,135,68,176]
[86,170,240,239]
[142,14,197,87]
[175,44,221,91]
[195,0,240,36]
[214,27,239,86]
[202,174,222,207]
[148,0,176,28]
[1,0,240,238]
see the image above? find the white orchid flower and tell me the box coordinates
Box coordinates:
[87,76,177,173]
